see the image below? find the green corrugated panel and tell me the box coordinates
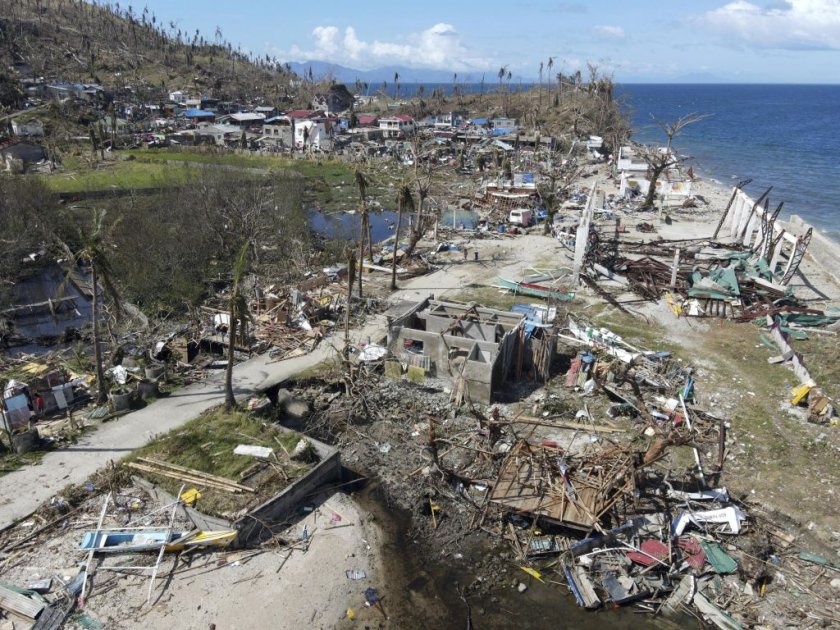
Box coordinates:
[699,541,738,574]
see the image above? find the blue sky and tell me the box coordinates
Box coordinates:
[136,0,840,83]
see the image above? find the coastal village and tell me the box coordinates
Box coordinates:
[1,2,840,629]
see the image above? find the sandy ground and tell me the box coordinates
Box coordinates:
[1,490,382,630]
[123,491,382,630]
[383,163,840,318]
[391,234,566,305]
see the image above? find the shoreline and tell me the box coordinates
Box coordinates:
[688,173,840,289]
[619,84,840,242]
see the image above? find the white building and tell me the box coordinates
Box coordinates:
[379,115,415,139]
[168,90,188,104]
[295,120,332,151]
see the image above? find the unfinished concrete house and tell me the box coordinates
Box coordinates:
[385,299,525,404]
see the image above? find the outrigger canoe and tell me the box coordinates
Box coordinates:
[80,529,237,553]
[498,277,575,301]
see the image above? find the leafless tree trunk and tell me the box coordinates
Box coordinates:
[639,113,711,208]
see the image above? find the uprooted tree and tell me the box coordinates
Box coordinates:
[638,112,711,209]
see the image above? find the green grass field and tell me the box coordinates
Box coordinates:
[40,149,361,201]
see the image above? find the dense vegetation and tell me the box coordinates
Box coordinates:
[0,170,311,315]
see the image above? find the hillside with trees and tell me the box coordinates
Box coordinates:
[0,0,297,106]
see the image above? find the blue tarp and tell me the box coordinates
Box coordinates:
[180,108,215,118]
[511,304,552,339]
[471,117,488,125]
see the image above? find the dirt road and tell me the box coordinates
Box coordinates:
[0,329,369,529]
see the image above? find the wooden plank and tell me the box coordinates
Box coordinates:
[80,492,110,606]
[125,462,251,493]
[501,416,624,434]
[148,484,184,603]
[32,602,72,630]
[131,459,255,493]
[0,584,45,619]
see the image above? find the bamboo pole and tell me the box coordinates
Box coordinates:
[125,462,254,493]
[148,484,184,603]
[136,458,253,490]
[80,492,111,606]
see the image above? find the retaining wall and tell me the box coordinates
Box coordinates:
[235,432,341,545]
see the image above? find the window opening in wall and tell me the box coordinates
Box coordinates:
[403,338,424,354]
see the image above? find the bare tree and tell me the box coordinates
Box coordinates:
[403,136,441,257]
[638,112,711,208]
[391,183,415,290]
[537,161,584,235]
[354,169,370,297]
[224,241,251,410]
[547,57,554,105]
[65,209,123,404]
[656,112,711,151]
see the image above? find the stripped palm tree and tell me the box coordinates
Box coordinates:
[354,169,369,298]
[67,209,123,404]
[224,241,252,410]
[391,183,415,290]
[547,57,554,104]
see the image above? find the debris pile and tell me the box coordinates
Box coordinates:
[299,308,839,628]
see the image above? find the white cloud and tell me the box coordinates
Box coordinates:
[281,23,490,70]
[594,25,625,38]
[701,0,840,49]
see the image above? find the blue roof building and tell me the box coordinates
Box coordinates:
[180,108,216,120]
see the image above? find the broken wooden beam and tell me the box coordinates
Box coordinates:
[499,416,624,434]
[0,584,45,620]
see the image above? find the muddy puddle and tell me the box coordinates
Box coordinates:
[355,481,690,630]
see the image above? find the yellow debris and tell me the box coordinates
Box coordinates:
[790,383,812,405]
[665,291,682,317]
[180,488,202,506]
[520,566,545,583]
[430,500,441,529]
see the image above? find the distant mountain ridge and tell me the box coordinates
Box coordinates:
[288,61,503,86]
[287,61,739,87]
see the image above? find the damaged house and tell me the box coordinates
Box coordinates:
[385,299,526,404]
[311,84,354,114]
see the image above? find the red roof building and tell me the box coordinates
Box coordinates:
[356,114,379,127]
[285,109,321,120]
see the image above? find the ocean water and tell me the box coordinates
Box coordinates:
[616,84,840,239]
[369,83,840,237]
